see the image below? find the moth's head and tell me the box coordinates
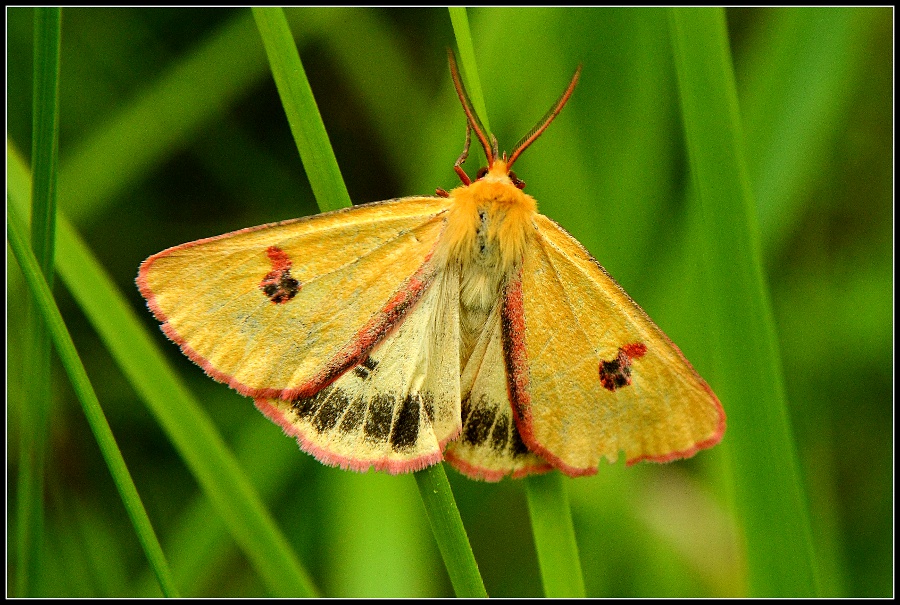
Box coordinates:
[448,49,581,190]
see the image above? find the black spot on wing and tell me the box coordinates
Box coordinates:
[390,395,420,451]
[353,356,379,380]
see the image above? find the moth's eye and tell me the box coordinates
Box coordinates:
[476,167,489,180]
[509,171,526,190]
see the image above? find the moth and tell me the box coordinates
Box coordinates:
[138,54,725,481]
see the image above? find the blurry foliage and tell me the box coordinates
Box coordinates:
[6,7,892,597]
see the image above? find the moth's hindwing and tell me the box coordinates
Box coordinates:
[445,301,552,481]
[257,265,463,474]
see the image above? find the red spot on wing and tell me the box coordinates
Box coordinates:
[621,342,647,359]
[598,342,647,392]
[266,245,292,271]
[260,246,301,304]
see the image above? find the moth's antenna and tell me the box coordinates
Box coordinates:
[453,123,473,185]
[507,64,582,170]
[448,49,495,168]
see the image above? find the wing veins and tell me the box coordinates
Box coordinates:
[533,230,603,363]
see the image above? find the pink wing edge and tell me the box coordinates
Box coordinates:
[252,397,455,475]
[443,450,554,483]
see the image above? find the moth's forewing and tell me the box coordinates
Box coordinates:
[505,215,725,475]
[138,197,452,400]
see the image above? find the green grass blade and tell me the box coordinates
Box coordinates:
[667,8,818,596]
[253,6,352,212]
[414,465,487,598]
[525,473,585,597]
[7,141,319,598]
[8,205,180,598]
[448,7,491,135]
[16,8,61,595]
[29,6,60,273]
[134,420,308,596]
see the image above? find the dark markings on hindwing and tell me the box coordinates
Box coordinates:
[463,397,496,446]
[364,395,393,442]
[510,424,531,456]
[390,395,420,450]
[421,392,435,423]
[460,395,472,425]
[339,396,367,432]
[353,356,379,380]
[312,390,351,433]
[490,414,509,452]
[461,392,532,458]
[291,383,429,453]
[292,388,327,420]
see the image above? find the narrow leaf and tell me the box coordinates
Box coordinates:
[8,141,319,598]
[414,465,488,598]
[667,8,819,596]
[8,205,180,598]
[525,473,586,597]
[252,6,352,212]
[17,7,61,595]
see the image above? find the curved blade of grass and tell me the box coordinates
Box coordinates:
[414,464,487,598]
[448,7,491,136]
[254,8,484,596]
[7,141,318,598]
[8,205,180,598]
[448,10,585,597]
[525,472,586,597]
[252,6,352,212]
[667,8,818,596]
[17,8,61,595]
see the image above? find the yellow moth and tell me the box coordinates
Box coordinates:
[137,54,725,481]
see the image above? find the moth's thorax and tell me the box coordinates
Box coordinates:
[441,160,537,278]
[436,161,538,368]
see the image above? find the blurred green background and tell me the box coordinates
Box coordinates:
[6,7,892,597]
